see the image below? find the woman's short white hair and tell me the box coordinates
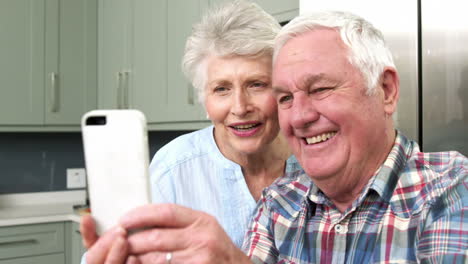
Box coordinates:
[274,11,395,95]
[182,0,280,104]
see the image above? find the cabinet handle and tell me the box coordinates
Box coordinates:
[188,84,194,105]
[123,71,130,108]
[116,72,123,109]
[0,239,38,247]
[50,72,59,112]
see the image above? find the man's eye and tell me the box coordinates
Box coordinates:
[278,95,292,104]
[311,87,332,94]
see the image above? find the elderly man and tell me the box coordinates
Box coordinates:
[242,10,468,263]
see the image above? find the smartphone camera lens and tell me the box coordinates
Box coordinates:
[86,116,107,126]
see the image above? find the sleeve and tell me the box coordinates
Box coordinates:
[241,194,279,264]
[149,149,176,204]
[417,172,468,263]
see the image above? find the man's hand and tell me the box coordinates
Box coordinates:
[80,215,131,264]
[120,203,251,264]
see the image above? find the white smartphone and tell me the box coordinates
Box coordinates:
[81,109,151,235]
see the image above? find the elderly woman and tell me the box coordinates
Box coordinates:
[80,1,298,263]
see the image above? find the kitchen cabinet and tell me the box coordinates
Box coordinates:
[0,222,65,264]
[65,222,86,264]
[0,0,97,131]
[0,221,85,264]
[98,0,209,130]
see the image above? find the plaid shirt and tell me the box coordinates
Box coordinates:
[242,132,468,263]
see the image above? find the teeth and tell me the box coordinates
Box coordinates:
[305,132,336,144]
[234,124,256,130]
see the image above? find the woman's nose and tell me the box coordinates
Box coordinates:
[231,90,252,117]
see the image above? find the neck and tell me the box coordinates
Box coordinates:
[317,129,397,213]
[229,134,291,201]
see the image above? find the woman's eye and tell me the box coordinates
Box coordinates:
[214,86,228,93]
[250,81,267,88]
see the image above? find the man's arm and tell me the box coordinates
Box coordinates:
[417,175,468,263]
[242,195,279,264]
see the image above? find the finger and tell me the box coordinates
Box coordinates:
[86,226,127,264]
[126,256,140,264]
[126,227,190,254]
[119,203,204,230]
[137,251,194,264]
[81,214,99,248]
[104,236,128,264]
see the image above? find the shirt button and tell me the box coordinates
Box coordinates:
[334,224,347,234]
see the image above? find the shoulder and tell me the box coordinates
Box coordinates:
[152,126,214,165]
[394,145,468,216]
[260,169,312,219]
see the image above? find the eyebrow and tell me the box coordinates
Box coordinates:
[298,73,327,88]
[208,73,270,86]
[273,73,329,94]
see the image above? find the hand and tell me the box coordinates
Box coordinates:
[80,215,132,264]
[119,203,251,264]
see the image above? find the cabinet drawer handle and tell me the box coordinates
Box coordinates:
[123,71,130,108]
[50,72,59,112]
[188,84,194,105]
[0,239,38,247]
[116,72,123,109]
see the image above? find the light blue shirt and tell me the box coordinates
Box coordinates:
[150,125,300,247]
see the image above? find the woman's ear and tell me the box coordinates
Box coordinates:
[380,67,400,115]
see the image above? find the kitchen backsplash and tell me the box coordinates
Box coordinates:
[0,130,190,194]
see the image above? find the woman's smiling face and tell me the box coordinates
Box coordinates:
[204,55,280,157]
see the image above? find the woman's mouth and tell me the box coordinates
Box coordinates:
[229,123,262,137]
[305,131,337,145]
[231,123,261,131]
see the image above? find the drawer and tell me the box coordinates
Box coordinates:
[0,222,64,260]
[0,253,64,264]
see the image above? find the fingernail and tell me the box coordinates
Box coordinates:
[116,225,127,236]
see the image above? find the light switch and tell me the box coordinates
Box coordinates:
[67,168,87,189]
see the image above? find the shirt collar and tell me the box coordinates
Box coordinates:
[368,130,413,202]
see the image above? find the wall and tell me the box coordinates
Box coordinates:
[0,130,190,194]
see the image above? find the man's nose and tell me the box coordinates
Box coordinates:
[290,94,319,128]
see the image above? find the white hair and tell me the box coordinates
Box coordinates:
[182,0,280,104]
[274,11,395,95]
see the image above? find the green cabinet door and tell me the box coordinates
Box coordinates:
[0,0,97,128]
[98,0,132,110]
[0,0,46,125]
[65,222,86,264]
[162,0,209,123]
[130,0,168,123]
[45,0,98,125]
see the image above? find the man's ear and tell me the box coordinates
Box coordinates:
[380,67,400,115]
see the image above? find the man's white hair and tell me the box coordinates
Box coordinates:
[274,11,396,95]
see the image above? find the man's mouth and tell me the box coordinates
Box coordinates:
[305,132,337,144]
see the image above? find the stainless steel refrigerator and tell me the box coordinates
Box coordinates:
[300,0,468,156]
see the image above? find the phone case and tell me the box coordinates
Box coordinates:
[81,109,151,235]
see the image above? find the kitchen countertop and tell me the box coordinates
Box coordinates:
[0,203,87,227]
[0,190,88,227]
